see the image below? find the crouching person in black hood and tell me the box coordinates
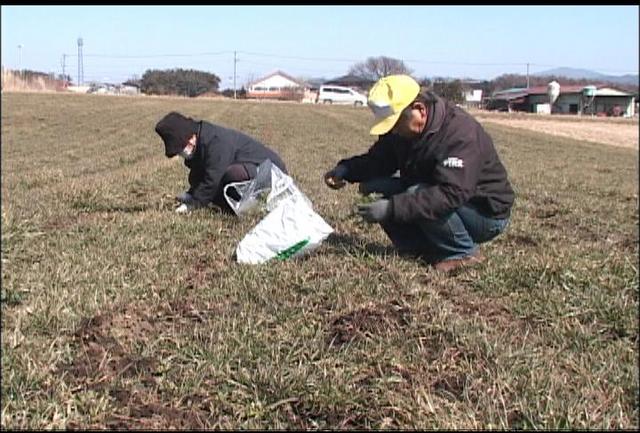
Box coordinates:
[155,111,288,214]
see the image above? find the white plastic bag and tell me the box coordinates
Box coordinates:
[223,159,311,217]
[235,195,334,264]
[229,159,333,264]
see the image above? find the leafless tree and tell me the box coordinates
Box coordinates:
[348,56,414,81]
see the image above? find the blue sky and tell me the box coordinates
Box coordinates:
[2,5,638,88]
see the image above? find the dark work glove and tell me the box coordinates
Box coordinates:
[356,199,392,223]
[324,164,349,189]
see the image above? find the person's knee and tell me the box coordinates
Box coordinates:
[479,217,510,244]
[243,163,258,179]
[417,213,475,254]
[222,164,252,184]
[457,205,510,244]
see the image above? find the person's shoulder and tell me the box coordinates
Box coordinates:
[446,100,470,117]
[199,121,224,138]
[441,105,485,142]
[377,132,394,142]
[200,120,217,131]
[448,103,482,126]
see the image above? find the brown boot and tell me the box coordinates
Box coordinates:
[433,251,484,274]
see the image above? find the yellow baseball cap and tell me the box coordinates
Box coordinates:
[367,75,420,136]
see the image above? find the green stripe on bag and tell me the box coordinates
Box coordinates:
[275,238,310,260]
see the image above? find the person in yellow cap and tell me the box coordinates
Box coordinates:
[323,74,514,273]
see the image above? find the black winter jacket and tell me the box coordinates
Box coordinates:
[339,93,514,223]
[185,121,287,206]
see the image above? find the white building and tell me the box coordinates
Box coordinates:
[246,71,306,101]
[526,85,636,117]
[463,89,483,108]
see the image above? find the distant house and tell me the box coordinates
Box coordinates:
[460,80,485,109]
[67,85,91,94]
[485,88,529,112]
[246,71,306,101]
[527,85,636,117]
[463,89,483,107]
[487,85,636,117]
[118,84,141,96]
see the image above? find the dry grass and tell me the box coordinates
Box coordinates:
[1,69,64,93]
[1,92,638,429]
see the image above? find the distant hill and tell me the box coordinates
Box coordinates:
[533,67,639,86]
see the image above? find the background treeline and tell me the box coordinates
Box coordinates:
[137,68,221,97]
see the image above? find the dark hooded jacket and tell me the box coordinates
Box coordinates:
[185,121,287,206]
[338,92,514,223]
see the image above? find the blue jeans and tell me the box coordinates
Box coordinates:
[361,177,510,262]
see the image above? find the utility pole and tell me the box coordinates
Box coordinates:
[526,62,530,89]
[17,44,23,78]
[61,54,67,81]
[233,50,237,99]
[77,37,84,86]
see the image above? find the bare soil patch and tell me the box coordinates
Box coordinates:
[327,301,412,347]
[58,299,223,429]
[470,109,639,150]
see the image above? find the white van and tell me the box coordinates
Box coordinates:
[317,85,367,106]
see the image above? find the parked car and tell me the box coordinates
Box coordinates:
[317,85,367,106]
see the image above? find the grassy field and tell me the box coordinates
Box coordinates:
[1,92,638,429]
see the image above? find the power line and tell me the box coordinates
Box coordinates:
[237,50,357,63]
[236,59,345,75]
[55,46,638,87]
[60,49,638,74]
[64,51,232,59]
[406,59,529,67]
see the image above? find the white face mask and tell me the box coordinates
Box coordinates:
[179,145,195,160]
